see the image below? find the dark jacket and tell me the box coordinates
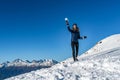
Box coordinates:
[67,26,82,42]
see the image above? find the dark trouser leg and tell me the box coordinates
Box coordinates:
[71,42,75,61]
[75,42,79,58]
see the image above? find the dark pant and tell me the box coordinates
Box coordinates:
[71,41,79,61]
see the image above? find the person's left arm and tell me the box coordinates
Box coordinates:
[78,32,87,39]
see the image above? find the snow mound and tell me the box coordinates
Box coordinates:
[5,34,120,80]
[83,34,120,57]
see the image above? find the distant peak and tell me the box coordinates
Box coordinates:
[13,59,23,63]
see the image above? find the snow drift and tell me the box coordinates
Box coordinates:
[83,34,120,56]
[5,34,120,80]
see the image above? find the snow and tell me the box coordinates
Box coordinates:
[5,34,120,80]
[0,59,58,79]
[82,34,120,57]
[0,59,58,68]
[65,18,68,21]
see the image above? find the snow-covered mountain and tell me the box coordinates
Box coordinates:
[0,59,58,80]
[82,34,120,56]
[5,34,120,80]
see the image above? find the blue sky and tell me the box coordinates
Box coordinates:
[0,0,120,63]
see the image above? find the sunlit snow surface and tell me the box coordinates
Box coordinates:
[5,34,120,80]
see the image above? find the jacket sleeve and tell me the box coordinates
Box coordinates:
[80,37,83,39]
[78,32,83,39]
[67,26,73,33]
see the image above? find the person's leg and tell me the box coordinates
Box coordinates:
[71,42,75,61]
[75,42,79,60]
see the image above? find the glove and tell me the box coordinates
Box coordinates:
[65,18,69,25]
[84,36,87,39]
[66,21,69,25]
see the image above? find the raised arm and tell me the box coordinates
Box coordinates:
[65,18,73,33]
[67,25,73,32]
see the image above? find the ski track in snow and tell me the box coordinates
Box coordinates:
[5,34,120,80]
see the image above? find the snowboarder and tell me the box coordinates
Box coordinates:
[65,18,87,61]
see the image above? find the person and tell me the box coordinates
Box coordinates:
[65,18,87,61]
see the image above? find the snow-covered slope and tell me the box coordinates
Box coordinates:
[0,59,58,80]
[5,34,120,80]
[82,34,120,56]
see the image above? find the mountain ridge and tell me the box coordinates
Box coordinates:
[0,59,58,80]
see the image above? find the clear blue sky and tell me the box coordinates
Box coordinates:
[0,0,120,63]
